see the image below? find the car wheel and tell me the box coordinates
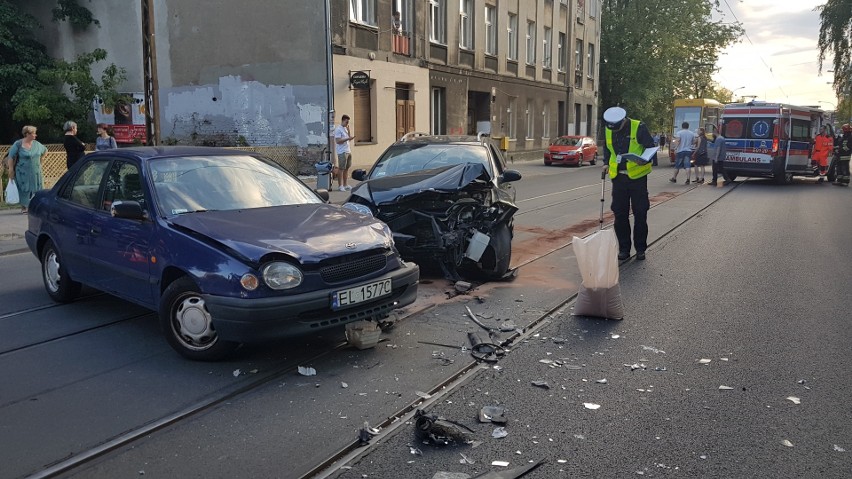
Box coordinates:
[578,158,583,167]
[590,153,597,166]
[544,160,551,166]
[159,277,238,361]
[478,223,512,280]
[41,240,81,303]
[726,174,737,182]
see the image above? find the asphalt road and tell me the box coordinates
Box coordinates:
[1,162,849,478]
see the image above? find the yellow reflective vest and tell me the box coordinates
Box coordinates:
[606,119,652,179]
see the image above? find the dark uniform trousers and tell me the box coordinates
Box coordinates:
[611,173,649,254]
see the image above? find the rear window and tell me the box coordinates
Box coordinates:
[553,137,581,146]
[723,117,774,140]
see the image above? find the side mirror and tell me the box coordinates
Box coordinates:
[111,201,146,220]
[352,169,368,181]
[501,170,522,183]
[315,189,330,202]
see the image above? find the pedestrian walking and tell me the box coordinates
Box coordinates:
[812,125,834,183]
[693,127,709,184]
[5,125,46,214]
[62,120,86,170]
[670,122,696,184]
[833,123,851,187]
[707,131,730,186]
[96,123,117,150]
[659,132,667,151]
[602,106,655,261]
[334,114,355,191]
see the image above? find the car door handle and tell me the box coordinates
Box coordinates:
[90,226,101,236]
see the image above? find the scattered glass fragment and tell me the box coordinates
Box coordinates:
[611,334,621,339]
[515,450,522,455]
[797,379,807,384]
[564,364,583,370]
[596,379,608,384]
[539,359,556,365]
[573,434,585,440]
[416,391,432,399]
[410,445,423,455]
[699,359,712,364]
[298,366,317,376]
[232,369,241,377]
[719,385,734,390]
[700,455,707,460]
[493,365,503,372]
[583,403,601,410]
[786,396,801,405]
[341,382,348,388]
[720,358,729,361]
[460,453,475,464]
[249,369,258,374]
[654,367,668,371]
[531,380,550,389]
[833,444,846,452]
[641,345,666,354]
[492,427,509,438]
[557,459,567,464]
[492,461,510,467]
[782,440,794,448]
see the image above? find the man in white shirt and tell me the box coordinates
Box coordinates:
[670,122,697,184]
[334,114,355,191]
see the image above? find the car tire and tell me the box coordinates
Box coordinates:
[726,174,737,182]
[159,276,238,361]
[544,160,551,166]
[590,153,597,166]
[479,223,512,280]
[41,239,82,303]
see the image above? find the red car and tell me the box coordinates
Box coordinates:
[544,135,598,166]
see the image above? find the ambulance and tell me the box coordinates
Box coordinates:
[720,102,827,184]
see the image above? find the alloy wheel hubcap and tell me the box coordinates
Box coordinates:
[45,252,61,292]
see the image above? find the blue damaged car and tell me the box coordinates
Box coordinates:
[25,147,419,360]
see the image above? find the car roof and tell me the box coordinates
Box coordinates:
[84,146,256,161]
[394,134,490,146]
[557,135,589,139]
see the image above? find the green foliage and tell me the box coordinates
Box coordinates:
[600,0,742,132]
[12,48,128,141]
[52,0,100,27]
[816,0,851,116]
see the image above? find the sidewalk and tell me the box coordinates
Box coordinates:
[0,207,29,256]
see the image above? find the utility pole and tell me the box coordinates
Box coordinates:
[324,0,335,163]
[141,0,161,145]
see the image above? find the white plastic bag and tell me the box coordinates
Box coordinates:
[572,229,624,319]
[4,179,19,205]
[572,229,620,288]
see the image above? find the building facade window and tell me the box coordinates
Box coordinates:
[459,0,473,49]
[431,87,446,134]
[589,0,598,18]
[508,97,517,139]
[543,27,552,69]
[557,32,566,71]
[587,43,595,78]
[542,103,550,139]
[485,5,497,55]
[393,0,412,33]
[575,39,584,72]
[430,0,446,43]
[526,21,536,65]
[526,99,534,139]
[507,14,518,60]
[350,0,377,27]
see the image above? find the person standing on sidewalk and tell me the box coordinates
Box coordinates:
[670,122,696,184]
[833,123,851,187]
[602,106,655,261]
[692,127,709,184]
[707,130,730,186]
[62,121,86,170]
[5,125,46,214]
[334,114,355,192]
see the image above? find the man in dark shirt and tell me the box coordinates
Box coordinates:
[602,107,656,260]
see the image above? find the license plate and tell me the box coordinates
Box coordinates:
[552,155,563,160]
[331,279,393,310]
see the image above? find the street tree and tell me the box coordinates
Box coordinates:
[0,0,125,142]
[600,0,742,132]
[816,0,852,124]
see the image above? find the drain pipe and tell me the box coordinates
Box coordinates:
[324,0,335,165]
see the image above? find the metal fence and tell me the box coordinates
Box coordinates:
[1,144,304,191]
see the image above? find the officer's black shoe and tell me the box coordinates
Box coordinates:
[618,251,630,261]
[636,251,646,260]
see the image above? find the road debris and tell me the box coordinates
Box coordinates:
[624,363,646,371]
[699,359,712,364]
[718,385,734,390]
[492,427,509,438]
[641,345,665,354]
[297,366,317,376]
[491,461,510,467]
[782,439,794,447]
[479,406,508,424]
[460,453,476,464]
[432,473,471,479]
[416,391,433,399]
[786,396,801,405]
[611,334,621,339]
[341,382,348,388]
[531,380,550,389]
[468,332,506,363]
[410,445,423,455]
[232,369,241,377]
[583,403,601,410]
[415,410,475,445]
[478,458,544,478]
[834,444,846,452]
[455,281,473,292]
[596,378,608,384]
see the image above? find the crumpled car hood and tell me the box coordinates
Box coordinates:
[168,204,390,264]
[350,163,492,205]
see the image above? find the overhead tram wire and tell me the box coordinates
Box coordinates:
[720,0,789,100]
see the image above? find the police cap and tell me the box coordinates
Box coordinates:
[603,107,627,130]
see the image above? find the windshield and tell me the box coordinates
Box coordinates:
[552,137,582,146]
[673,107,702,132]
[369,144,492,179]
[149,155,322,215]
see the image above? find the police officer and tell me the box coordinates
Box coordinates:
[602,107,656,260]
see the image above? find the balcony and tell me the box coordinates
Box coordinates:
[392,32,410,56]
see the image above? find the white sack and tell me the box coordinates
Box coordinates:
[572,229,619,289]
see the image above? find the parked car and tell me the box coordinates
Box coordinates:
[544,135,598,166]
[25,147,419,361]
[347,133,522,281]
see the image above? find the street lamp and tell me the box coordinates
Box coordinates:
[731,86,746,102]
[817,100,836,110]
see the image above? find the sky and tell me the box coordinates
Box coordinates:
[712,0,837,109]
